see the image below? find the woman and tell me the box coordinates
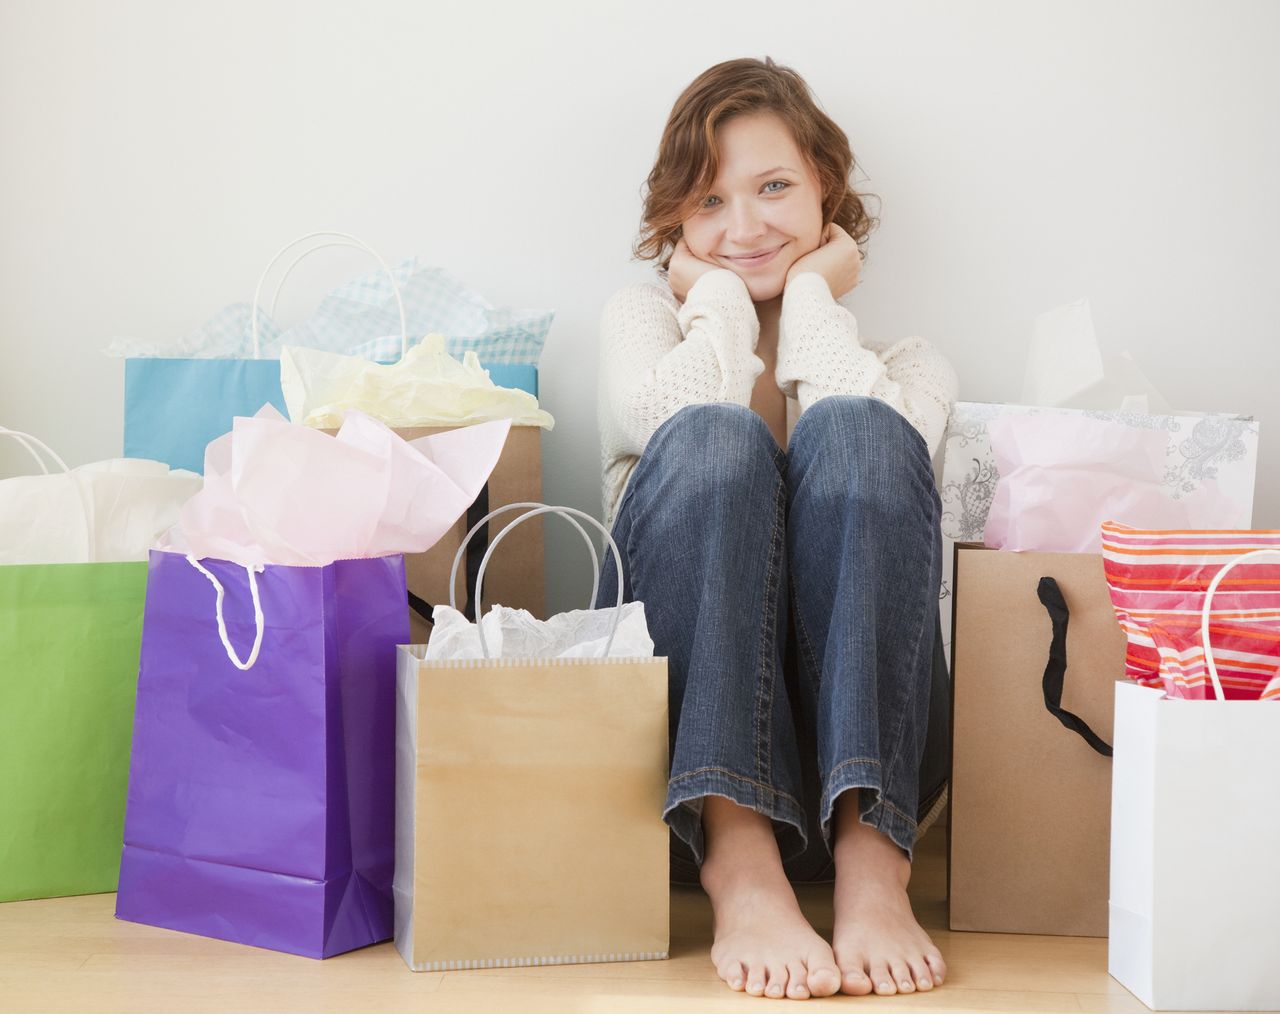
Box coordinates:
[595,57,958,1001]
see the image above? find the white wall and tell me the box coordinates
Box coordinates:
[2,0,1277,614]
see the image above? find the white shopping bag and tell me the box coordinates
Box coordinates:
[1109,549,1280,1011]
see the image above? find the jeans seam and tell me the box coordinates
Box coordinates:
[754,470,787,789]
[791,592,823,697]
[827,764,914,827]
[667,765,806,816]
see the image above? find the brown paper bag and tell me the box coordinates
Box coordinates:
[948,543,1127,937]
[394,644,670,970]
[324,424,544,639]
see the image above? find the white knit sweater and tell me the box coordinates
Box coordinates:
[597,268,959,529]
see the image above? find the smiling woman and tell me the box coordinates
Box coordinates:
[634,57,877,298]
[595,56,958,1003]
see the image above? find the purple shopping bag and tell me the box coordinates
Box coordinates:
[115,549,409,958]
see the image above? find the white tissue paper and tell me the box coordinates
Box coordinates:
[1,458,202,565]
[426,601,655,661]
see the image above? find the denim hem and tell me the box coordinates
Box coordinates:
[818,759,920,863]
[664,766,809,867]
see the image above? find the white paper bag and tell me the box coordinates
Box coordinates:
[1108,549,1280,1011]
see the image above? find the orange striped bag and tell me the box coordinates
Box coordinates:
[1101,521,1280,701]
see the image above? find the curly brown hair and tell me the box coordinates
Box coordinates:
[635,56,879,272]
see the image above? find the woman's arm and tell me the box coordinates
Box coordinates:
[598,269,763,458]
[776,271,958,457]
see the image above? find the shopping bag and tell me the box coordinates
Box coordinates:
[984,412,1252,552]
[397,428,544,644]
[939,402,1259,544]
[119,232,542,473]
[949,542,1127,936]
[115,409,504,956]
[394,505,669,971]
[1108,547,1280,1011]
[1102,521,1280,700]
[0,429,196,902]
[0,561,146,902]
[115,550,409,958]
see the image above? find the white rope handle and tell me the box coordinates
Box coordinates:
[1,427,96,561]
[0,427,73,475]
[249,231,409,361]
[187,556,266,671]
[1200,548,1280,701]
[448,501,601,615]
[473,505,626,660]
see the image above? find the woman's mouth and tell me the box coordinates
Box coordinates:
[725,244,784,268]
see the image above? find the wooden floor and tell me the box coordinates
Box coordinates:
[0,821,1198,1014]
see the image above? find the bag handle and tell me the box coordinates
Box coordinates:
[249,231,409,361]
[474,505,626,660]
[186,556,266,671]
[447,503,624,660]
[448,501,601,616]
[1037,576,1113,757]
[0,427,97,562]
[1201,549,1280,702]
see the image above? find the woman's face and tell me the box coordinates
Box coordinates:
[680,110,826,302]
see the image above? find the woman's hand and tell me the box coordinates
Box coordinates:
[785,223,862,300]
[667,236,724,304]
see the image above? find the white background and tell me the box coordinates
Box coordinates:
[2,0,1276,615]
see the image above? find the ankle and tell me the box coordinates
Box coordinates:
[833,815,911,887]
[698,796,790,896]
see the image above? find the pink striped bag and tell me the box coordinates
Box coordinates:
[1101,521,1280,701]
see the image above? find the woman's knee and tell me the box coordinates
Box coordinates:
[791,395,924,460]
[648,402,781,496]
[789,396,936,518]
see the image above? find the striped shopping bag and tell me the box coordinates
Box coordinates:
[1100,521,1280,700]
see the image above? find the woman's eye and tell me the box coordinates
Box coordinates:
[763,180,789,193]
[701,196,720,209]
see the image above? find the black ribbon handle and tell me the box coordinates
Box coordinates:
[408,482,491,626]
[1036,576,1113,758]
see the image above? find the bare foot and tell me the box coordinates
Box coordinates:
[830,792,948,997]
[699,796,842,1000]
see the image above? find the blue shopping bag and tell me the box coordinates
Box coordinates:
[120,233,546,472]
[124,358,287,473]
[123,358,536,474]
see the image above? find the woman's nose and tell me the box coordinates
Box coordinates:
[726,203,767,243]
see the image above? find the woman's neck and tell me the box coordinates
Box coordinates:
[755,293,782,327]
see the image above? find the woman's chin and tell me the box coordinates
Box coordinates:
[741,272,786,303]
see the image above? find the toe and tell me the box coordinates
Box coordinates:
[745,963,768,997]
[891,960,916,993]
[868,960,896,995]
[785,961,810,1000]
[835,953,873,997]
[908,956,934,992]
[925,948,947,985]
[719,959,746,991]
[806,951,842,997]
[764,962,787,998]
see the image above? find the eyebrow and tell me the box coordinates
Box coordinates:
[754,166,798,178]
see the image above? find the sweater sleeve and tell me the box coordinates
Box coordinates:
[598,269,763,459]
[775,271,958,457]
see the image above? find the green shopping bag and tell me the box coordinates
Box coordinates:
[0,560,148,902]
[0,428,190,903]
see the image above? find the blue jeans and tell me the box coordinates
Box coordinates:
[595,396,946,884]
